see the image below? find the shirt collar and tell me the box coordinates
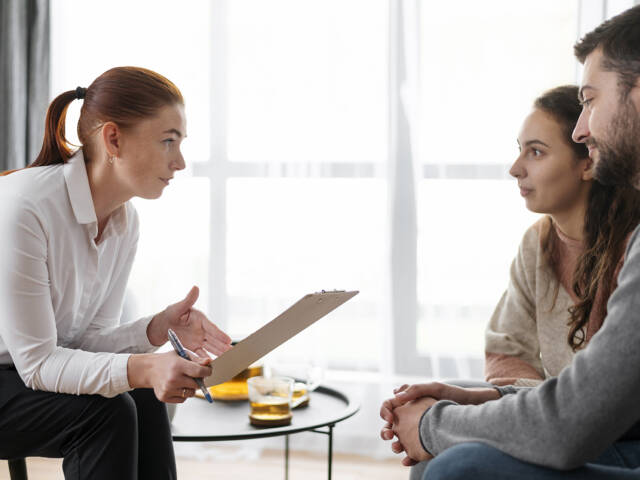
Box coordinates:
[64,150,96,225]
[63,150,128,238]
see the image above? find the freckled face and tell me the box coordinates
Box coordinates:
[117,104,187,199]
[510,109,591,215]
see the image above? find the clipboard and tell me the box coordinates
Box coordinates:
[204,290,358,387]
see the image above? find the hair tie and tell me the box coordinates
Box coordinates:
[75,86,86,100]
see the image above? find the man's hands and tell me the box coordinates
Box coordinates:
[146,286,232,357]
[380,382,500,465]
[390,396,436,465]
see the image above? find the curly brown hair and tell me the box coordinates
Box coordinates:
[568,183,640,350]
[534,85,640,351]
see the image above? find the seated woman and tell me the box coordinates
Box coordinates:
[381,84,640,478]
[485,84,640,386]
[0,67,232,479]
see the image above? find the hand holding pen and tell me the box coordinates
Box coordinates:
[168,328,214,403]
[137,285,230,403]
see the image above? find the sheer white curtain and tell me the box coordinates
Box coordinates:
[388,0,420,377]
[411,0,578,379]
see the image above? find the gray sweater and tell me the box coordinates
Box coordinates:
[419,224,640,470]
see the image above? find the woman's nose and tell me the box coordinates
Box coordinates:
[509,155,524,178]
[172,152,186,171]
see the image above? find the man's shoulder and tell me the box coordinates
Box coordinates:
[624,225,640,259]
[614,224,640,285]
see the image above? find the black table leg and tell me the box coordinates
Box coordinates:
[282,421,340,480]
[327,424,334,480]
[311,424,336,480]
[284,434,290,480]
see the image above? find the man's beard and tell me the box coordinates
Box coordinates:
[593,100,640,188]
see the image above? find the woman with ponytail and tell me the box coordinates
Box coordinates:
[0,67,232,479]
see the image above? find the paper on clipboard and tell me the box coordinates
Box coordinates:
[204,290,358,387]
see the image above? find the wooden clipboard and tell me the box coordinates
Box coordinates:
[204,290,358,387]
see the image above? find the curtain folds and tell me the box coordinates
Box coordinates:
[0,0,50,171]
[389,0,424,375]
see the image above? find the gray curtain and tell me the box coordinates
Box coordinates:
[0,0,50,171]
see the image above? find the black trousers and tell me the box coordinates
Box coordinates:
[0,367,177,480]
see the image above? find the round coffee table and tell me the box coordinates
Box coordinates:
[171,384,359,480]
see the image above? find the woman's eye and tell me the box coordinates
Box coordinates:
[532,148,542,157]
[163,139,174,144]
[580,98,593,108]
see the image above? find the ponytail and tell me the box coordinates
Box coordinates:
[30,67,183,169]
[31,90,80,167]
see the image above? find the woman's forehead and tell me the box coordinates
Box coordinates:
[133,104,186,136]
[518,109,565,145]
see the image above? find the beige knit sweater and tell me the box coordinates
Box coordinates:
[484,217,624,387]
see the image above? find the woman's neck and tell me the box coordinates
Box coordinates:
[550,200,587,242]
[85,154,131,230]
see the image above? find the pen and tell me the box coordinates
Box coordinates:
[167,328,213,403]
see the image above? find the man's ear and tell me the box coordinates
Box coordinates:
[582,157,595,181]
[101,122,121,158]
[630,77,640,114]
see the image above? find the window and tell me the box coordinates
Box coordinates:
[205,0,389,370]
[413,0,578,377]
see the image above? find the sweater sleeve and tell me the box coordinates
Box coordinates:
[419,225,640,470]
[484,227,544,385]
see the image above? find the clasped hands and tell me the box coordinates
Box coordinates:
[379,382,500,466]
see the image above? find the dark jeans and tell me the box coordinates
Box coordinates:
[0,367,176,480]
[421,442,640,479]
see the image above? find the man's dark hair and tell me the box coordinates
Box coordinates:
[574,5,640,97]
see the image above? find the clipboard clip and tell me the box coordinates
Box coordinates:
[316,289,347,303]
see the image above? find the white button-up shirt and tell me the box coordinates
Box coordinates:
[0,150,156,397]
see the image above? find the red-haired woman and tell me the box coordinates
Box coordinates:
[0,67,232,479]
